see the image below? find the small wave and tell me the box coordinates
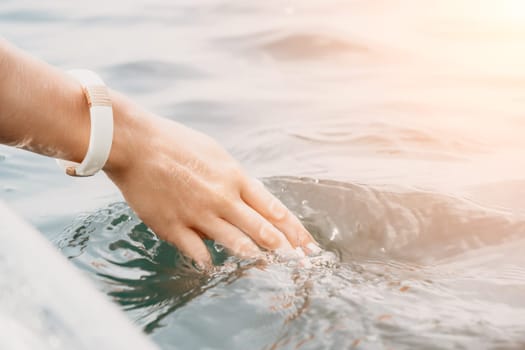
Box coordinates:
[259,32,369,60]
[286,120,488,160]
[217,30,371,61]
[264,177,525,264]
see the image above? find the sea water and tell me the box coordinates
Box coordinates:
[2,0,525,349]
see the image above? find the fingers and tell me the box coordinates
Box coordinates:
[241,178,317,250]
[222,201,294,252]
[162,226,212,268]
[198,218,261,258]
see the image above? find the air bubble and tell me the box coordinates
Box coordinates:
[214,242,225,253]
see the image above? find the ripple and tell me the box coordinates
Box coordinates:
[54,177,525,349]
[287,121,489,160]
[266,176,525,264]
[259,32,369,60]
[217,30,371,61]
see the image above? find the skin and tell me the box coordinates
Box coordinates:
[0,38,318,267]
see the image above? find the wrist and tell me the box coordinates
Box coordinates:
[102,90,147,176]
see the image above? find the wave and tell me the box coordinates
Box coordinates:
[265,177,523,263]
[217,30,371,61]
[286,121,489,160]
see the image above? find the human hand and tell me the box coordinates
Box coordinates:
[103,94,318,267]
[0,39,318,267]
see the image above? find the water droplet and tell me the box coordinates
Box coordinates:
[301,199,309,206]
[214,242,224,253]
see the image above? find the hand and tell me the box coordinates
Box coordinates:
[0,39,318,267]
[103,94,318,267]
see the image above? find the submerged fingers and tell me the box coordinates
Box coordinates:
[162,226,212,268]
[198,218,261,258]
[241,178,318,251]
[158,177,319,264]
[222,201,294,253]
[216,198,292,251]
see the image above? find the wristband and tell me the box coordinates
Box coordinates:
[57,69,113,177]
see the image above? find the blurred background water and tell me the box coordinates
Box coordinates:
[2,0,525,349]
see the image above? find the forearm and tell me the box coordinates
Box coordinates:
[0,38,92,163]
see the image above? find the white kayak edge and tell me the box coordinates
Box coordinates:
[0,200,159,350]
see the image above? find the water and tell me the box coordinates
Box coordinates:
[2,0,525,348]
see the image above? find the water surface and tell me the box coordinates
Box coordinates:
[2,0,525,349]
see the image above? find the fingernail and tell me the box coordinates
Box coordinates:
[260,224,278,247]
[306,242,322,255]
[275,247,300,259]
[260,224,291,250]
[194,260,211,271]
[235,237,262,258]
[269,198,287,221]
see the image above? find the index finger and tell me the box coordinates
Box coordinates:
[241,178,319,252]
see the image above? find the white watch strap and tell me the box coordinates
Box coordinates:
[57,69,114,177]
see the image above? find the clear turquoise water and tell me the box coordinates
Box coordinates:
[3,0,525,349]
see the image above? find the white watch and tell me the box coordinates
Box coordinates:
[57,69,114,177]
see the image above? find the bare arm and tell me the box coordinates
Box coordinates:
[0,38,318,266]
[0,39,91,161]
